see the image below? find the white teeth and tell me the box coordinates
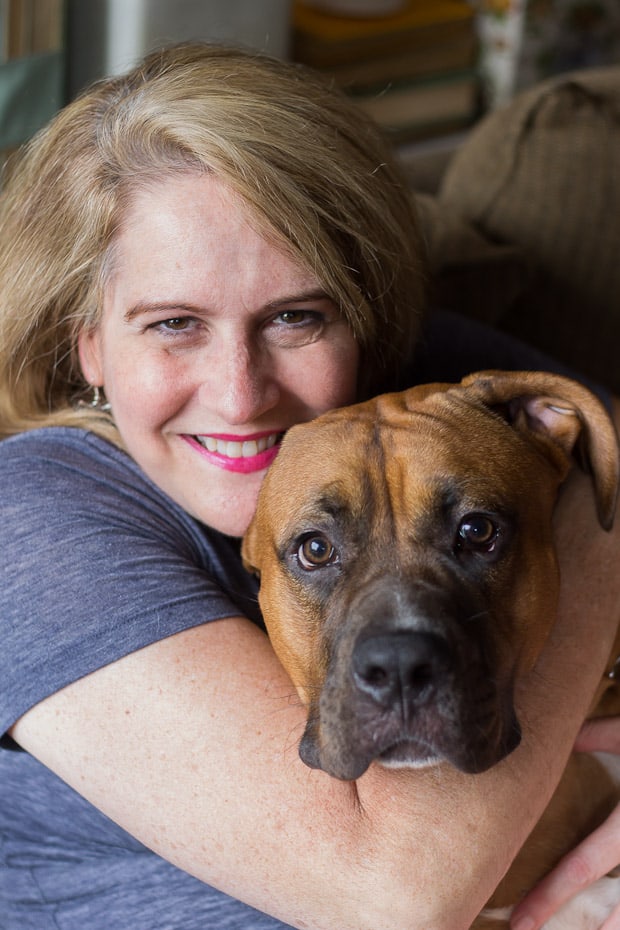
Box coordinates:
[222,440,242,458]
[195,433,280,458]
[242,440,259,457]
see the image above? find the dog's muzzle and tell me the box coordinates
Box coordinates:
[298,574,522,781]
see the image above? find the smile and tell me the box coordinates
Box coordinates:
[194,433,280,458]
[184,431,284,474]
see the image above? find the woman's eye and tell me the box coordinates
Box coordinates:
[277,309,317,326]
[148,317,199,336]
[160,317,192,331]
[269,309,327,347]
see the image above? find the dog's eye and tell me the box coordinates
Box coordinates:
[456,514,499,552]
[297,534,338,570]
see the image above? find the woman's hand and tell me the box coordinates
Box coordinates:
[510,717,620,930]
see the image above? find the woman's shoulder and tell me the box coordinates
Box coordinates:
[1,427,179,525]
[0,425,262,620]
[0,426,221,590]
[1,426,139,483]
[0,427,262,737]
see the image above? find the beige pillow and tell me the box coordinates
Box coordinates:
[437,66,620,393]
[415,192,530,329]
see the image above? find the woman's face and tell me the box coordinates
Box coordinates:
[79,172,360,536]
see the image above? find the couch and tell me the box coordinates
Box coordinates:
[414,65,620,395]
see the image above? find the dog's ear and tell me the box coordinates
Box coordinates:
[460,370,620,531]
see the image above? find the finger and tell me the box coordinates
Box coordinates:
[510,805,620,930]
[576,717,620,754]
[511,855,599,930]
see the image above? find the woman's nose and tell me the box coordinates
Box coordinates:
[202,340,280,425]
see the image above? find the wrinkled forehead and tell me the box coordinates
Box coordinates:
[260,397,528,535]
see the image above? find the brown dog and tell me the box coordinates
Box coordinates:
[242,370,620,925]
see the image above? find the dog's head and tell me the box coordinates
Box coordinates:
[243,371,619,780]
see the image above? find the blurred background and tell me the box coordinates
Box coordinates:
[1,0,619,183]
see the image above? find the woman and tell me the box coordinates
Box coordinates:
[0,42,618,930]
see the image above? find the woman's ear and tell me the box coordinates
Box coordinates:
[77,327,104,386]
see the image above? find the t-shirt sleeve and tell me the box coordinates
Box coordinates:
[0,429,257,737]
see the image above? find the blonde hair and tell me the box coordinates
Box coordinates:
[0,42,427,441]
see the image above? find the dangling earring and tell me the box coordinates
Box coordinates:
[93,386,112,412]
[80,384,112,413]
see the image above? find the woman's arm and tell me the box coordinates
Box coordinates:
[10,424,620,930]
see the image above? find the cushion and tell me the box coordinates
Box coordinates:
[436,65,620,393]
[415,192,531,330]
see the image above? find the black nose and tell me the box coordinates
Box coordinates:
[352,632,451,707]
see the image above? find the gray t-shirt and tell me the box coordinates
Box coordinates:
[0,427,292,929]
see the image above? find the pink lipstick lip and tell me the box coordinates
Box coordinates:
[182,433,283,474]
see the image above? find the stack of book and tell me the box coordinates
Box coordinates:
[293,0,480,143]
[0,0,64,62]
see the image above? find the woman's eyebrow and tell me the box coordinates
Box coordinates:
[123,301,200,322]
[265,289,333,310]
[124,290,334,323]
